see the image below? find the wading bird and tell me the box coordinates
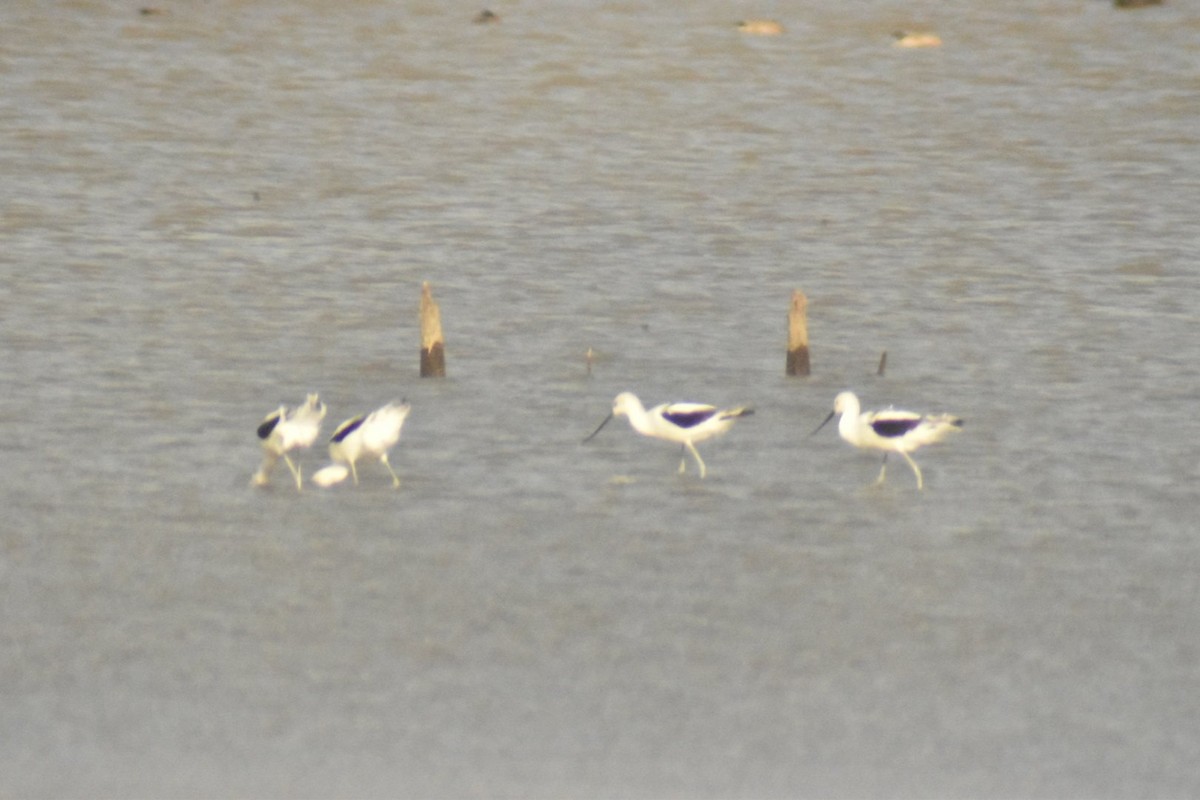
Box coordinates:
[312,401,411,488]
[812,391,961,490]
[252,393,327,491]
[584,392,753,479]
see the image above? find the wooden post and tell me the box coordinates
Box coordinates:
[419,281,445,377]
[786,289,810,376]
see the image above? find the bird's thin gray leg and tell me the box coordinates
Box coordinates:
[899,451,924,490]
[686,441,707,479]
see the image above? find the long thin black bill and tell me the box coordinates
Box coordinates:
[810,410,836,437]
[583,412,614,443]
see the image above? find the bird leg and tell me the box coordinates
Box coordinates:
[380,454,401,488]
[678,446,688,475]
[685,441,707,479]
[349,461,360,485]
[899,451,924,490]
[283,454,303,491]
[874,453,888,486]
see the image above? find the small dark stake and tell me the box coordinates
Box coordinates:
[877,351,888,377]
[419,281,446,377]
[786,289,811,376]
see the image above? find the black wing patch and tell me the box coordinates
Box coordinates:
[662,408,718,429]
[331,416,365,443]
[257,414,281,440]
[871,417,921,438]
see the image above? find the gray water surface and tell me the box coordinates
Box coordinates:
[2,0,1199,797]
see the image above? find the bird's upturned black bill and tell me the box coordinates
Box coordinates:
[810,410,836,437]
[583,412,614,443]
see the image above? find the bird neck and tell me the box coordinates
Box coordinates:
[838,405,863,442]
[622,399,654,436]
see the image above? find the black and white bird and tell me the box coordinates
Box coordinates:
[312,401,411,488]
[584,391,753,479]
[252,393,327,491]
[812,391,962,490]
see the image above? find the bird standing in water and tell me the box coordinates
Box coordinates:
[312,401,411,488]
[584,391,754,479]
[252,393,326,491]
[812,391,961,490]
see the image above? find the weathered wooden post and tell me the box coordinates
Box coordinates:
[786,289,810,376]
[419,281,445,377]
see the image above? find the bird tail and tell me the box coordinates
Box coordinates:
[722,407,754,420]
[928,414,964,434]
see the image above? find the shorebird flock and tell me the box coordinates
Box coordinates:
[254,389,961,491]
[253,396,411,490]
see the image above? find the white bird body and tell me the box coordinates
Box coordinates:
[319,401,411,487]
[252,393,327,490]
[585,391,753,478]
[814,391,961,489]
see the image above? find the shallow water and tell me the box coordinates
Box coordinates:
[2,0,1199,796]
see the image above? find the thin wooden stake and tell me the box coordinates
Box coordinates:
[877,351,888,377]
[419,281,445,377]
[786,289,811,376]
